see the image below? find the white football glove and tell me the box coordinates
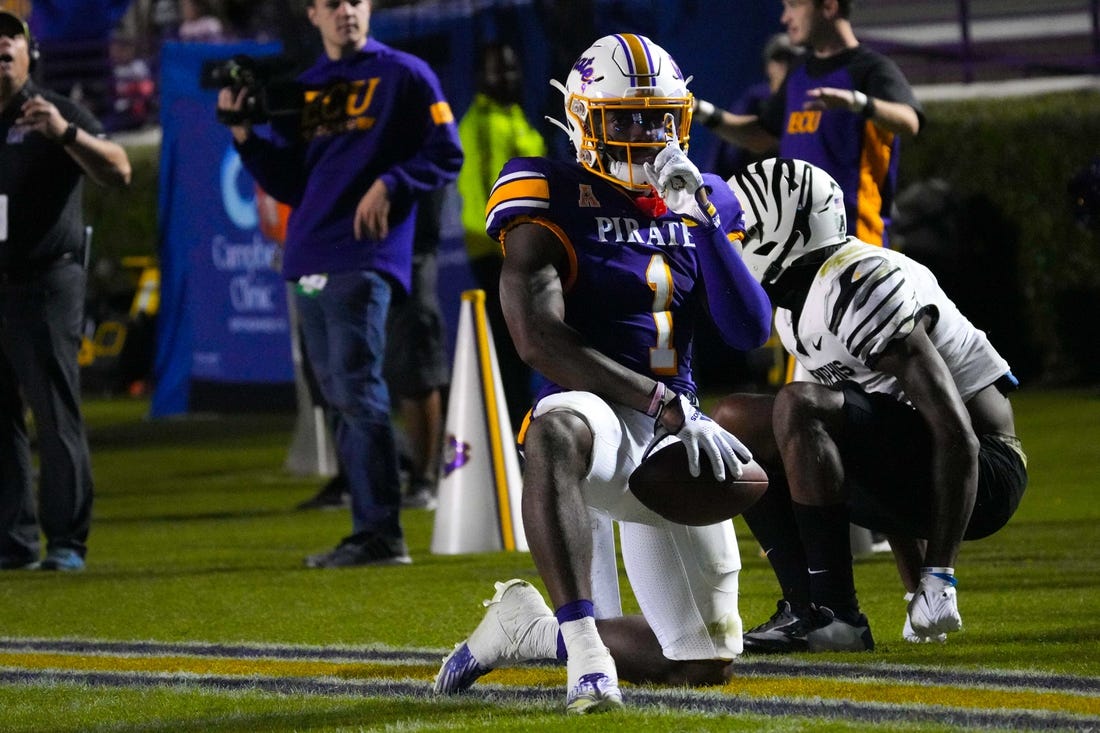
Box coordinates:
[642,114,714,225]
[902,592,947,644]
[907,570,963,638]
[646,393,752,482]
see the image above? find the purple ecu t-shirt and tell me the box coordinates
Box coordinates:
[761,46,923,247]
[235,38,463,293]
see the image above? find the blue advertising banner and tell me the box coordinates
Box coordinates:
[152,40,293,418]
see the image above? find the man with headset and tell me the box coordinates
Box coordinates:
[0,10,132,571]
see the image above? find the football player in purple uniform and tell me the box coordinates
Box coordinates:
[713,158,1026,652]
[433,34,771,712]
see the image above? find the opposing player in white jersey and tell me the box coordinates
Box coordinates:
[433,34,772,711]
[713,158,1027,652]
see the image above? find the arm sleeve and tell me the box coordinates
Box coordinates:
[860,52,926,128]
[234,132,307,207]
[377,65,464,205]
[67,98,105,136]
[757,75,789,138]
[693,173,773,351]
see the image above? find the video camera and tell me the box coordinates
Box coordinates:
[200,54,303,125]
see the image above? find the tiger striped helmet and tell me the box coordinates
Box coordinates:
[728,158,848,285]
[549,34,693,191]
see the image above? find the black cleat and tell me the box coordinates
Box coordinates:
[743,600,874,653]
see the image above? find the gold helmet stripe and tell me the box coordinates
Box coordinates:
[614,34,657,86]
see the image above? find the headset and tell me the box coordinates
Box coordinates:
[27,32,38,72]
[0,11,38,71]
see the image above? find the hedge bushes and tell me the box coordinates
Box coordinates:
[83,140,159,264]
[900,89,1100,383]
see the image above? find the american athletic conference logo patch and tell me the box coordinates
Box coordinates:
[578,184,601,208]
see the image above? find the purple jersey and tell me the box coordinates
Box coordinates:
[487,157,746,403]
[762,46,923,247]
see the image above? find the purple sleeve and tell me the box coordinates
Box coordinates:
[235,133,307,207]
[693,174,773,350]
[377,64,464,204]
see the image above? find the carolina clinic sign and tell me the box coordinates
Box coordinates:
[189,149,288,375]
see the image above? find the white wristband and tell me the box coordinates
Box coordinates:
[850,90,868,113]
[694,98,720,128]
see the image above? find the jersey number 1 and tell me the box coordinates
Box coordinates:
[646,254,677,375]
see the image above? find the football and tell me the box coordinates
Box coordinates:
[628,441,769,526]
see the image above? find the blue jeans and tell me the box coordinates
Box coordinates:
[295,270,402,540]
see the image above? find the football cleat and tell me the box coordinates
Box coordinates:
[433,579,554,694]
[743,600,874,653]
[805,605,875,652]
[742,600,809,653]
[907,574,962,637]
[565,648,623,714]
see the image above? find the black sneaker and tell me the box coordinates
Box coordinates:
[296,475,350,511]
[304,533,412,568]
[743,600,811,654]
[743,600,875,654]
[0,554,39,570]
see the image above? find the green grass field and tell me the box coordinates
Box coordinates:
[1,389,1098,731]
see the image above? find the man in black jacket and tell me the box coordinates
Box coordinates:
[0,10,132,571]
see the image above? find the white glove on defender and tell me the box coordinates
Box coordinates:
[907,570,962,638]
[902,592,948,643]
[642,115,715,225]
[647,393,752,482]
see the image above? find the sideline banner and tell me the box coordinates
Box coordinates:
[152,40,293,417]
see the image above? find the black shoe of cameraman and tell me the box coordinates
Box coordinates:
[296,474,350,511]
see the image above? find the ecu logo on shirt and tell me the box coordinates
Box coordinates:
[303,78,380,126]
[786,110,822,134]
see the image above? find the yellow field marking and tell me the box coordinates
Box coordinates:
[0,652,435,682]
[720,675,1100,717]
[2,651,1097,719]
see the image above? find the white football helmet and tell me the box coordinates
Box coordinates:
[728,158,848,285]
[549,34,693,191]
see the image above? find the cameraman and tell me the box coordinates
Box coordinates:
[0,10,131,572]
[217,0,462,567]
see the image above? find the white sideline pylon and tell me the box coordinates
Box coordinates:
[431,289,527,554]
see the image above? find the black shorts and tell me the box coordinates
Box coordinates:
[384,251,449,398]
[837,382,1028,541]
